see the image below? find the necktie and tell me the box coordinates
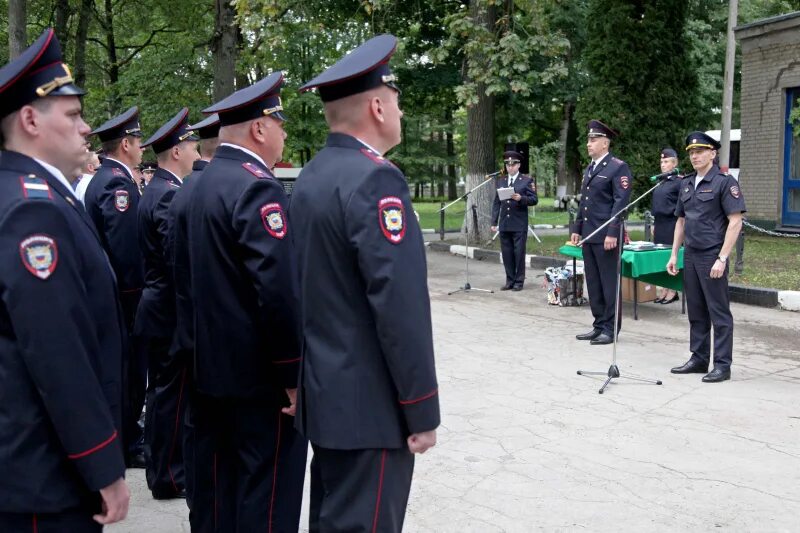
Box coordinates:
[509,175,515,186]
[588,161,595,175]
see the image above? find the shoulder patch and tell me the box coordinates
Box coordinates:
[20,175,52,200]
[378,196,406,244]
[730,185,740,199]
[112,167,125,177]
[260,202,287,239]
[620,176,630,189]
[114,190,130,212]
[20,234,58,280]
[242,162,270,179]
[360,148,390,166]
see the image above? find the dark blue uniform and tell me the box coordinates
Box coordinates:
[675,165,746,372]
[491,173,538,289]
[574,153,633,337]
[0,151,126,531]
[652,174,681,245]
[84,157,146,459]
[188,145,306,532]
[136,166,187,498]
[291,133,441,532]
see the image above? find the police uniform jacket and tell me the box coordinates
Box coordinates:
[83,157,144,293]
[188,145,300,398]
[491,174,538,232]
[167,159,206,357]
[0,151,126,512]
[675,164,746,253]
[651,174,681,218]
[135,167,181,338]
[574,153,633,244]
[290,133,440,450]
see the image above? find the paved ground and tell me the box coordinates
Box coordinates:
[110,249,800,532]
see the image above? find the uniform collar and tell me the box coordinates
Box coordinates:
[508,172,519,181]
[592,152,609,167]
[32,157,74,192]
[355,137,383,156]
[325,132,369,152]
[220,142,269,170]
[103,156,134,180]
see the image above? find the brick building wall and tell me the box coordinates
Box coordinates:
[736,13,800,227]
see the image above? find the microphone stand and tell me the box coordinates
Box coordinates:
[441,174,498,295]
[576,177,670,394]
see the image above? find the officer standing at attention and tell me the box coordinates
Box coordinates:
[137,108,198,500]
[165,112,220,516]
[651,147,682,304]
[293,34,440,533]
[490,149,538,291]
[0,28,129,530]
[84,106,147,469]
[188,72,307,532]
[571,120,633,345]
[667,132,745,383]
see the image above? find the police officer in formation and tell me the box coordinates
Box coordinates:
[491,149,538,291]
[668,132,746,383]
[292,34,441,532]
[165,112,220,515]
[651,147,682,304]
[83,106,147,468]
[0,28,129,531]
[571,120,633,345]
[187,72,307,531]
[137,108,199,499]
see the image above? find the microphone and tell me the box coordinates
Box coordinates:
[486,169,505,178]
[649,168,680,183]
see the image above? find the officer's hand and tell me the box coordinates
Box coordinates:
[407,430,437,454]
[710,259,725,279]
[666,256,679,276]
[282,388,298,417]
[603,236,618,250]
[93,478,130,525]
[511,193,521,201]
[570,233,580,245]
[490,226,498,233]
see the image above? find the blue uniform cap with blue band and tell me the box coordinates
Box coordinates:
[685,131,721,151]
[91,106,142,142]
[203,72,286,126]
[142,107,198,154]
[587,119,618,139]
[188,113,221,140]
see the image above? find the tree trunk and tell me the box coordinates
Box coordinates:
[436,129,445,197]
[73,0,93,88]
[54,0,72,57]
[8,0,27,59]
[557,101,573,193]
[446,107,457,200]
[212,0,238,100]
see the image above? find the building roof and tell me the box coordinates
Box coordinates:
[735,11,800,39]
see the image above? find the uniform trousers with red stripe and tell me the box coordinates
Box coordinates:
[143,336,187,497]
[309,445,415,533]
[0,506,101,533]
[189,392,307,533]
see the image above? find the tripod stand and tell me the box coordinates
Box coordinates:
[441,174,496,295]
[576,180,666,394]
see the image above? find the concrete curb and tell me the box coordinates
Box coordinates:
[425,241,798,311]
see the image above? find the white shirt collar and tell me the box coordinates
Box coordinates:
[355,137,383,156]
[592,152,609,166]
[221,142,269,170]
[33,157,74,193]
[508,172,519,181]
[103,156,134,180]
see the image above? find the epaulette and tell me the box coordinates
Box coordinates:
[242,162,271,179]
[360,148,391,166]
[20,174,52,200]
[112,168,125,177]
[168,181,181,189]
[611,157,623,164]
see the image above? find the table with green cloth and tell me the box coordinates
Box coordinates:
[558,244,685,319]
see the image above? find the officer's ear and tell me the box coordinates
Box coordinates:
[368,94,385,125]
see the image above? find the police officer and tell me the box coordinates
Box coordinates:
[188,73,307,531]
[667,132,745,383]
[293,34,440,532]
[0,28,129,531]
[571,120,633,345]
[491,150,538,291]
[165,112,220,517]
[84,106,147,468]
[651,147,682,304]
[137,108,199,499]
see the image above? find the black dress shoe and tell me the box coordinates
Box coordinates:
[702,368,731,383]
[152,488,186,500]
[500,285,513,291]
[590,333,613,345]
[670,358,708,374]
[125,451,146,469]
[511,286,523,291]
[660,293,679,305]
[576,329,601,341]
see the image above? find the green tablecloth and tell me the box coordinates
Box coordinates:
[558,245,685,291]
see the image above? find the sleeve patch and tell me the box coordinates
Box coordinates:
[620,176,630,189]
[20,234,58,280]
[730,185,740,199]
[242,162,269,178]
[20,175,52,200]
[260,203,287,239]
[378,196,406,244]
[114,190,130,212]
